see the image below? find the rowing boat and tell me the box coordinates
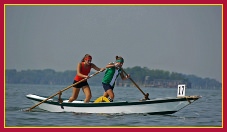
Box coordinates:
[26,84,201,114]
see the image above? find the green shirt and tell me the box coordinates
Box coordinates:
[102,67,122,87]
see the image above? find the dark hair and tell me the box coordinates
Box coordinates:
[116,56,122,60]
[81,54,92,62]
[115,56,124,63]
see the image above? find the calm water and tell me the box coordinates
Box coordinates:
[5,83,222,127]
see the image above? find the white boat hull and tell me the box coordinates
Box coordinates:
[26,94,201,114]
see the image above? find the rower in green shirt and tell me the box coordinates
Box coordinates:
[102,56,130,102]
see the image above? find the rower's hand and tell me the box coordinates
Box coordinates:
[85,75,90,79]
[114,63,120,68]
[100,68,106,72]
[126,74,130,79]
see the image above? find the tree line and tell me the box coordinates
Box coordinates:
[5,66,222,89]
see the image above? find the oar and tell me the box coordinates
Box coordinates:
[26,69,105,111]
[121,68,150,100]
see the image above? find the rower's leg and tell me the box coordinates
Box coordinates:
[68,87,80,102]
[105,89,114,102]
[82,85,92,103]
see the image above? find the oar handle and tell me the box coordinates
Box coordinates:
[121,68,150,100]
[26,69,105,111]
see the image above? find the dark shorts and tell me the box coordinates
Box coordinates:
[102,82,114,92]
[73,80,89,88]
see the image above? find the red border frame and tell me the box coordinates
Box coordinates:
[1,0,225,131]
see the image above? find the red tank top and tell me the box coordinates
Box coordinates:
[74,62,91,81]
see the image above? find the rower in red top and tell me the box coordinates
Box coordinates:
[68,54,105,103]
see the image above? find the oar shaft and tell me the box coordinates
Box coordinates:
[27,69,104,111]
[121,68,150,100]
[27,92,61,111]
[128,77,146,95]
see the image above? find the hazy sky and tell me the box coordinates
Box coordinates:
[6,5,222,82]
